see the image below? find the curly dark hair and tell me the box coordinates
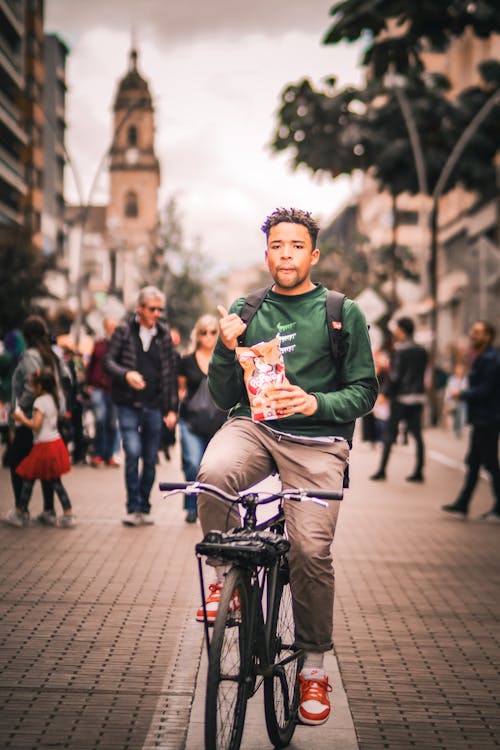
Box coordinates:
[260,207,320,246]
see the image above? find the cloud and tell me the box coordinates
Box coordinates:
[45,3,364,272]
[46,0,338,41]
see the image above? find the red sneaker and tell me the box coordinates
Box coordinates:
[196,582,240,623]
[91,456,104,468]
[298,670,332,725]
[196,582,223,623]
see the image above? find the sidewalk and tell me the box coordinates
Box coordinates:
[0,445,203,750]
[0,426,499,749]
[334,425,500,749]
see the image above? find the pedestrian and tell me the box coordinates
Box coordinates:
[3,368,75,528]
[8,315,69,526]
[443,362,468,438]
[104,286,178,526]
[0,331,24,464]
[60,344,86,463]
[362,344,391,446]
[195,207,377,726]
[441,321,500,521]
[85,318,119,467]
[370,316,428,483]
[160,325,181,461]
[178,314,226,523]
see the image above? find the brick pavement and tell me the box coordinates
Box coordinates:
[334,427,500,749]
[0,447,203,750]
[0,426,499,750]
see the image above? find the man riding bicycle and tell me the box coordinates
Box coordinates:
[196,207,378,726]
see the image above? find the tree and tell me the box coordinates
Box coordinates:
[149,197,213,345]
[0,228,50,337]
[271,4,500,346]
[323,0,500,76]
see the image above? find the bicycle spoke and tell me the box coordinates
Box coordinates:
[205,569,251,750]
[264,562,302,748]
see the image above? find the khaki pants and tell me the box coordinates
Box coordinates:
[197,417,349,652]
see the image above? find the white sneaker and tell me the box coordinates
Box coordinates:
[2,509,30,527]
[37,511,57,527]
[139,513,154,525]
[122,512,143,526]
[58,513,76,528]
[479,511,500,523]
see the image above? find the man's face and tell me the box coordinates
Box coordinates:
[137,297,164,329]
[469,322,491,351]
[265,222,319,295]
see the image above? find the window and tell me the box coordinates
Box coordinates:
[127,125,138,147]
[124,190,138,218]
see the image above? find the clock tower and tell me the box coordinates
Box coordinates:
[107,47,160,305]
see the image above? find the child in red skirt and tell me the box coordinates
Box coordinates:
[3,368,75,528]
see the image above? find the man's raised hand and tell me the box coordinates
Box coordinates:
[217,305,247,351]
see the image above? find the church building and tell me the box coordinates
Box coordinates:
[65,46,160,312]
[107,47,160,304]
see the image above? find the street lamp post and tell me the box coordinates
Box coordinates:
[70,100,142,344]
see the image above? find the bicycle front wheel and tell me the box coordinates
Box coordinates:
[205,567,252,750]
[264,558,302,748]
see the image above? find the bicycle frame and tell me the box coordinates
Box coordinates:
[195,494,287,663]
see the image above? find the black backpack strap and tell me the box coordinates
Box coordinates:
[326,289,346,363]
[237,286,270,345]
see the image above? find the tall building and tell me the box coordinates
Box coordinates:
[42,32,68,259]
[0,0,27,233]
[19,0,44,252]
[106,47,160,306]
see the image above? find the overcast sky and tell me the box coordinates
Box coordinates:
[45,0,364,273]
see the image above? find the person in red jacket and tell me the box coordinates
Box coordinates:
[85,318,119,467]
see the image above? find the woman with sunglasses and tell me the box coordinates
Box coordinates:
[178,315,226,523]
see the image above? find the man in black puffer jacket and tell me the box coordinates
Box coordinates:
[104,286,178,526]
[370,316,428,483]
[442,320,500,521]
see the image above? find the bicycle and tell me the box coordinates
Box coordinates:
[159,479,343,750]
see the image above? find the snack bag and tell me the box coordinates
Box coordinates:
[236,338,286,422]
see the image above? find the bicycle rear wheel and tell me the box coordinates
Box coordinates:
[205,567,252,750]
[264,558,302,748]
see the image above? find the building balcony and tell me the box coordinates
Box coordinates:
[0,93,27,144]
[0,148,26,194]
[1,0,24,29]
[0,196,22,225]
[55,141,66,160]
[55,64,67,85]
[54,103,66,122]
[0,45,23,89]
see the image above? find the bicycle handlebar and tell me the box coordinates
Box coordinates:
[159,481,343,503]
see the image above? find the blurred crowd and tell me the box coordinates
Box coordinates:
[0,292,225,527]
[1,303,499,528]
[0,313,492,469]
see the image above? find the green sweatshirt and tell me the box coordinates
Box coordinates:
[208,284,378,439]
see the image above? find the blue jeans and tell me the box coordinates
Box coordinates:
[117,405,163,514]
[91,388,118,461]
[179,418,210,514]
